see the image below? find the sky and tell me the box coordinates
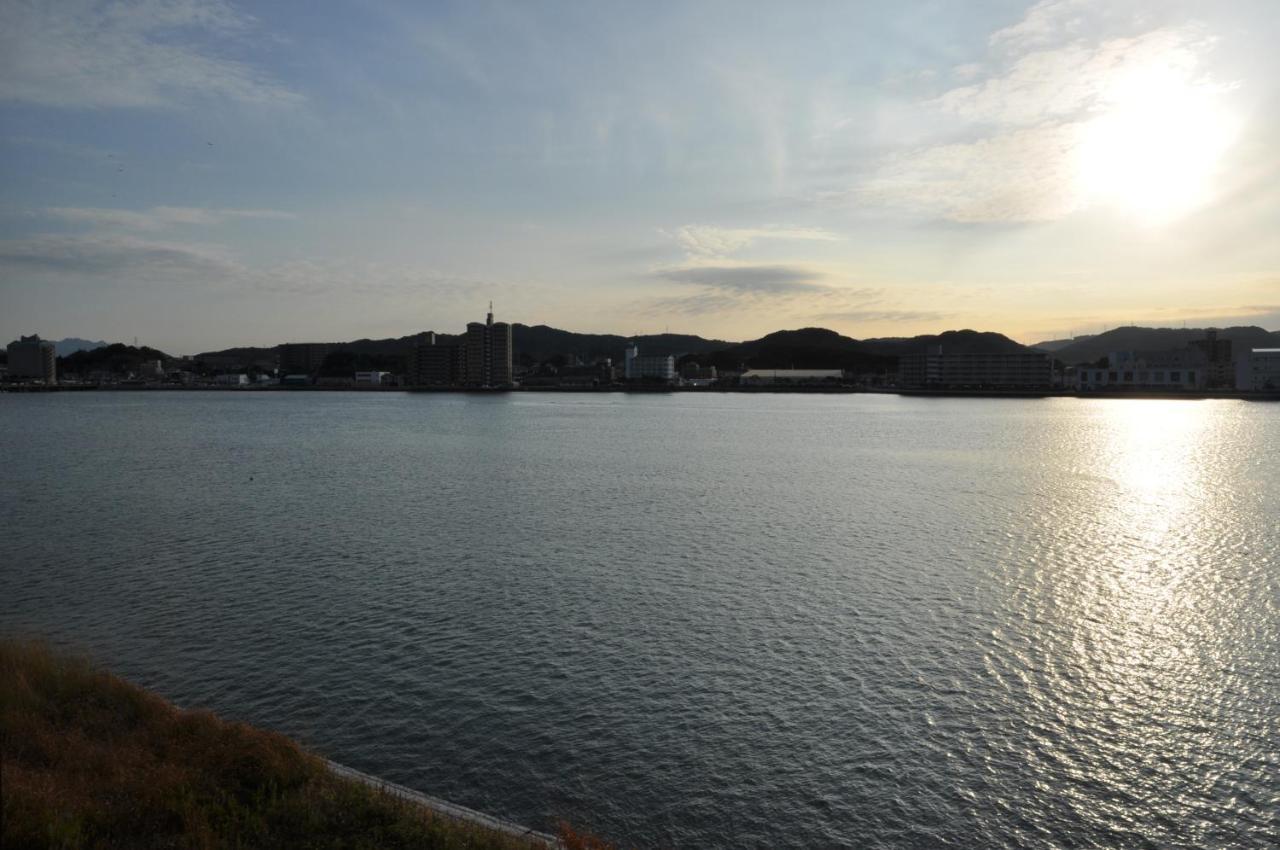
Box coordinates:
[2,0,1279,354]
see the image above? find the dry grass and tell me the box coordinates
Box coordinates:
[0,640,593,849]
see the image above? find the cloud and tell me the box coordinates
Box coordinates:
[0,233,237,278]
[0,0,300,108]
[862,6,1236,223]
[45,206,297,231]
[935,25,1217,127]
[816,309,953,323]
[862,124,1087,223]
[0,233,526,303]
[645,263,880,316]
[671,224,840,258]
[988,0,1099,50]
[654,264,827,294]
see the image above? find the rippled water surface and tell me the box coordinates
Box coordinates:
[2,391,1277,848]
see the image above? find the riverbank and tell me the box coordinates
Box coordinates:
[0,640,610,849]
[4,383,1279,400]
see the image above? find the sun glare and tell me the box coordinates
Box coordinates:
[1076,62,1238,224]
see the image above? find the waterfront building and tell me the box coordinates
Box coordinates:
[897,349,1051,389]
[6,334,57,384]
[623,344,675,382]
[136,359,163,379]
[354,371,390,385]
[279,343,337,375]
[213,373,249,386]
[739,369,843,386]
[1239,348,1280,391]
[464,306,513,386]
[680,362,718,381]
[408,332,464,387]
[1190,329,1234,388]
[1075,349,1208,390]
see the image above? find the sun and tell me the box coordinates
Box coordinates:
[1075,61,1239,224]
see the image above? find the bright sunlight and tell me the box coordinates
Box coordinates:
[1076,57,1239,224]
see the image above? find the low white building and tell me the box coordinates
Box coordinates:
[623,345,675,381]
[354,371,390,385]
[740,369,844,385]
[214,373,249,386]
[1238,348,1280,391]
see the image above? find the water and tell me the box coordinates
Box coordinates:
[2,391,1277,848]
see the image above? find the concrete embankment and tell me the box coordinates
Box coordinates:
[326,760,562,848]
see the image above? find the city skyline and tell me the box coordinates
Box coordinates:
[3,0,1280,352]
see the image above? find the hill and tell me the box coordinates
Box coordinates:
[58,343,173,375]
[196,325,732,368]
[54,337,109,356]
[1030,335,1095,353]
[1047,326,1280,364]
[684,328,1030,372]
[858,329,1030,357]
[0,640,600,850]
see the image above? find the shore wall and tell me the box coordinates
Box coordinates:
[326,760,562,848]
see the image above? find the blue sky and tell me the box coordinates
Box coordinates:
[2,0,1278,353]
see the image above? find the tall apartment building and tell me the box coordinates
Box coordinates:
[1189,329,1234,389]
[408,332,465,386]
[463,306,512,386]
[897,348,1051,389]
[6,334,57,384]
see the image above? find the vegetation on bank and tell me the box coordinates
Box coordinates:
[0,640,618,850]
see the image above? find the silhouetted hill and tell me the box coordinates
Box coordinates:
[681,327,885,371]
[1031,335,1095,353]
[58,343,172,375]
[1048,326,1280,364]
[54,338,109,356]
[196,325,731,367]
[681,328,1030,372]
[858,329,1029,357]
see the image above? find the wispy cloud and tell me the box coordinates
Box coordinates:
[671,224,840,258]
[0,233,237,278]
[861,4,1237,223]
[0,0,300,109]
[645,263,880,316]
[655,264,827,295]
[816,309,953,323]
[45,206,297,231]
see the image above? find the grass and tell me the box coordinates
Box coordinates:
[0,640,619,850]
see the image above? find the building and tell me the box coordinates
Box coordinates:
[136,359,163,379]
[679,362,718,381]
[1075,349,1208,390]
[1238,348,1280,391]
[278,343,337,375]
[739,369,843,385]
[407,333,464,387]
[6,334,57,384]
[623,344,675,382]
[897,349,1050,389]
[355,371,390,385]
[463,306,513,386]
[213,373,248,386]
[1189,329,1234,389]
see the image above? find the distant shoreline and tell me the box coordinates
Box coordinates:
[5,383,1278,401]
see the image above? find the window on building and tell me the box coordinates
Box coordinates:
[1123,371,1133,382]
[1170,371,1181,382]
[1108,371,1117,382]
